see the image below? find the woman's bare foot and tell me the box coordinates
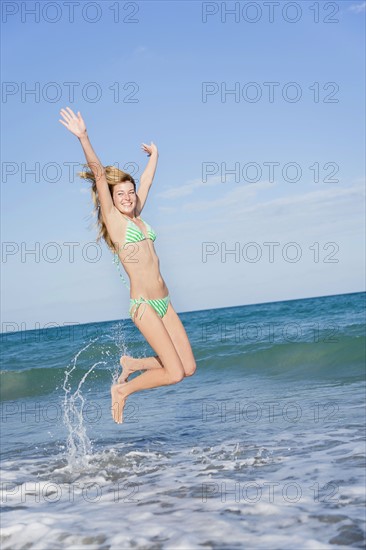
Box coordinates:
[111,384,128,424]
[118,355,135,383]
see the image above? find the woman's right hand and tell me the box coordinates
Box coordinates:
[59,107,87,138]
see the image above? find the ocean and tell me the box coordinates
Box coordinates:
[1,291,365,549]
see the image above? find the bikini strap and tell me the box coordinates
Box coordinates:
[112,213,143,290]
[112,252,130,290]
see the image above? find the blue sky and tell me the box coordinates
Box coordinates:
[1,0,365,329]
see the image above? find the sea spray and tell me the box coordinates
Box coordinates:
[61,321,130,471]
[108,321,129,384]
[62,339,106,471]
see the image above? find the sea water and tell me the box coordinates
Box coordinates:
[1,292,365,549]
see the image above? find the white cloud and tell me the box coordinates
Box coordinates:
[348,2,366,13]
[157,206,177,214]
[156,175,232,199]
[182,180,275,212]
[157,180,365,244]
[153,178,364,313]
[131,46,165,62]
[134,46,147,54]
[181,179,365,216]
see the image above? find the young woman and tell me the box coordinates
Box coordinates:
[59,107,196,424]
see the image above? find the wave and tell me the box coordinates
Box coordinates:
[0,366,112,402]
[206,333,366,382]
[1,332,364,401]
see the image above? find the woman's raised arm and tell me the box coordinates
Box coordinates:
[59,107,114,215]
[135,141,159,215]
[140,141,159,186]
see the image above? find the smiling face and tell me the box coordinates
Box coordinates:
[112,181,137,217]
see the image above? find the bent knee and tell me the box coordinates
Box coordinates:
[184,361,197,377]
[167,370,185,384]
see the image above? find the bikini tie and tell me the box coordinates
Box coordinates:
[131,297,148,320]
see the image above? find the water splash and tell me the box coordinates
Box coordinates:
[62,339,106,472]
[107,321,129,384]
[61,321,130,472]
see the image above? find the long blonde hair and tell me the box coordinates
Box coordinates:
[77,165,136,251]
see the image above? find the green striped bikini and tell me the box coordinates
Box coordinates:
[113,214,170,322]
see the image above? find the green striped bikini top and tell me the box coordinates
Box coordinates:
[112,214,157,290]
[122,214,157,245]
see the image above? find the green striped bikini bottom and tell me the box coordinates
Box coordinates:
[129,294,170,322]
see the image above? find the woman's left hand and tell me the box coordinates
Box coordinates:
[141,141,158,157]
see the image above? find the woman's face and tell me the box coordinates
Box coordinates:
[113,182,137,216]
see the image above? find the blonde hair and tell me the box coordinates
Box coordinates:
[77,165,136,251]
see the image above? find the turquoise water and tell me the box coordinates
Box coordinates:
[1,292,365,549]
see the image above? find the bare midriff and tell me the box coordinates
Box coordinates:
[117,239,169,299]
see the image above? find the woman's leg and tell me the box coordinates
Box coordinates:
[118,354,163,383]
[111,303,185,424]
[118,299,196,382]
[117,296,170,382]
[118,303,196,383]
[160,302,197,377]
[111,366,183,424]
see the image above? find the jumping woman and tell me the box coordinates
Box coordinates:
[59,107,196,424]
